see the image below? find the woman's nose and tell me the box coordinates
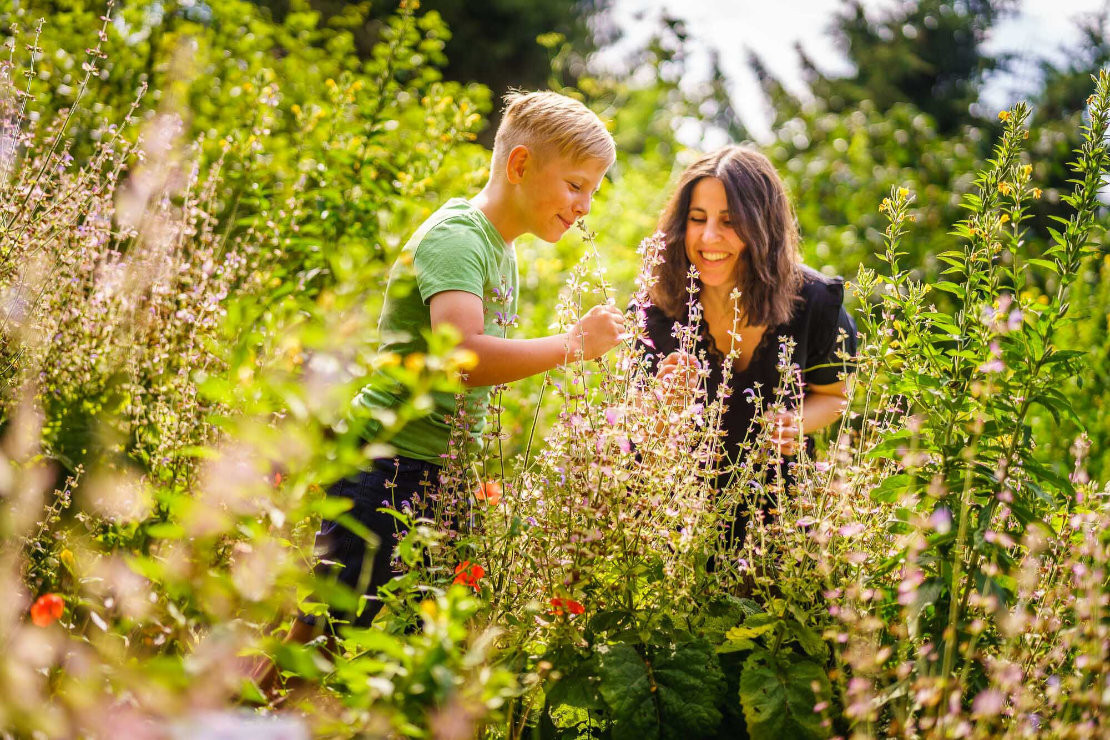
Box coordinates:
[702,219,723,241]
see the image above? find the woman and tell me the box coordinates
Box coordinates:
[643,146,857,469]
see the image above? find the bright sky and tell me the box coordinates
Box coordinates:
[600,0,1109,141]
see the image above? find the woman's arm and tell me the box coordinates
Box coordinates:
[769,380,849,456]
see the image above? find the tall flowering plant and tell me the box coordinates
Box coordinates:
[727,73,1110,739]
[387,219,827,737]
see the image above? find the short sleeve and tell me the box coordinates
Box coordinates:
[412,219,489,304]
[804,279,859,386]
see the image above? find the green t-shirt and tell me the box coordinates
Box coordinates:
[357,198,519,463]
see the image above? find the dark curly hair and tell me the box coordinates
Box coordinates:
[649,146,802,327]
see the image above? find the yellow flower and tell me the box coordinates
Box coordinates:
[374,352,401,370]
[998,182,1012,196]
[1032,188,1043,199]
[999,214,1010,224]
[452,348,479,371]
[290,104,302,116]
[897,187,910,199]
[998,110,1011,121]
[59,549,75,571]
[405,353,426,373]
[1021,164,1033,179]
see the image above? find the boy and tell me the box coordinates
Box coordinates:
[298,91,622,636]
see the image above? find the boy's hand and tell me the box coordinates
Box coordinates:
[570,304,624,361]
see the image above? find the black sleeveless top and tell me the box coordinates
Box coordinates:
[639,267,858,464]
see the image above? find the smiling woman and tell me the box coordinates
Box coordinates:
[641,146,857,468]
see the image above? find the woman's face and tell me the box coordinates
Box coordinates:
[683,177,745,290]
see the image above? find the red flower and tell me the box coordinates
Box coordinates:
[474,480,503,506]
[549,597,585,616]
[452,560,486,591]
[30,593,64,627]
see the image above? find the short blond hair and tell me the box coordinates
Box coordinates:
[491,90,616,174]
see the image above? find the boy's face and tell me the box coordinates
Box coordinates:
[517,151,610,243]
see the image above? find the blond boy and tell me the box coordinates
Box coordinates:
[303,91,622,632]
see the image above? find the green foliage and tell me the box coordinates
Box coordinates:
[739,649,831,740]
[826,0,1015,133]
[2,0,490,288]
[6,0,1110,736]
[594,640,725,740]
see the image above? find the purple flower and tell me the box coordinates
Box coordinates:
[929,507,952,534]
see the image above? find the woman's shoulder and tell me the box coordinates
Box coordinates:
[798,265,846,308]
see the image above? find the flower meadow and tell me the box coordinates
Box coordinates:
[3,3,1110,739]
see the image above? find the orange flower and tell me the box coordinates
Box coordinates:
[452,560,486,591]
[30,593,64,627]
[549,597,585,616]
[474,480,503,506]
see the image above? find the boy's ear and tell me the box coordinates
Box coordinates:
[505,145,531,184]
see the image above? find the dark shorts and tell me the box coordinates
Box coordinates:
[302,456,442,629]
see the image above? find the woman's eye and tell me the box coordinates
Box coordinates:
[688,216,705,223]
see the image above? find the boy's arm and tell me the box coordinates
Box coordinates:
[429,290,624,387]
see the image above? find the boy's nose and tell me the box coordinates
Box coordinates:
[573,193,591,217]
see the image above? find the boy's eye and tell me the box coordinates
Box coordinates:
[568,182,582,191]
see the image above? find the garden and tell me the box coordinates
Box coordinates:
[2,0,1110,737]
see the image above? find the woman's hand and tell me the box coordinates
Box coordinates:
[767,409,803,456]
[656,351,699,404]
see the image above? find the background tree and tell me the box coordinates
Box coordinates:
[255,0,614,143]
[809,0,1017,133]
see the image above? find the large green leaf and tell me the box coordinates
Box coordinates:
[596,643,657,739]
[546,655,604,710]
[596,640,725,740]
[653,640,726,739]
[696,594,763,643]
[739,649,831,740]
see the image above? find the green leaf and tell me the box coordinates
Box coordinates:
[1024,258,1060,274]
[546,656,604,710]
[932,281,965,297]
[596,640,725,740]
[739,649,832,740]
[785,618,828,661]
[697,594,763,642]
[725,612,779,641]
[653,640,726,739]
[869,473,914,503]
[596,643,657,739]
